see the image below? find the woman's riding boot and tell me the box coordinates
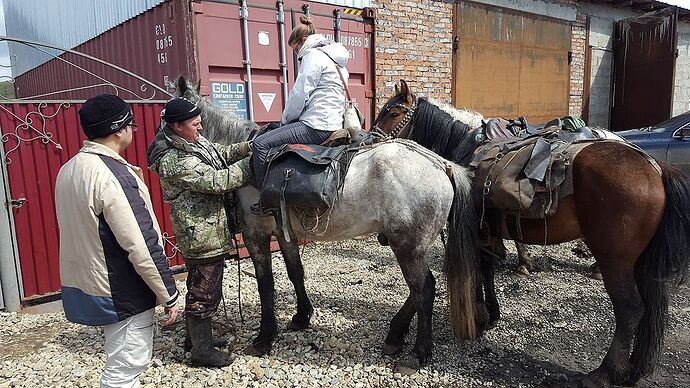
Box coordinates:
[187,316,234,367]
[184,318,228,352]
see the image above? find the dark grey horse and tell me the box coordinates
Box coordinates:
[174,77,481,369]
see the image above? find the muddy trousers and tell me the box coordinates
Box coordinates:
[185,259,225,319]
[100,308,155,388]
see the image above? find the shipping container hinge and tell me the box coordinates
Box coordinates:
[364,24,373,33]
[453,36,459,53]
[365,90,374,98]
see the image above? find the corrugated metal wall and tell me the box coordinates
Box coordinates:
[193,0,375,125]
[4,0,371,77]
[4,0,165,76]
[13,0,194,101]
[0,102,185,298]
[13,0,376,126]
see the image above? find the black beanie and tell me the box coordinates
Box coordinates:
[163,98,201,124]
[79,94,133,140]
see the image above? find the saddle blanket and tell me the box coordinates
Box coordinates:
[470,135,660,219]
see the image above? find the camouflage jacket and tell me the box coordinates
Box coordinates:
[147,125,251,262]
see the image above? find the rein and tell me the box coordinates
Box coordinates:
[372,96,417,140]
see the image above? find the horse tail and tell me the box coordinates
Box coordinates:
[630,163,690,381]
[444,164,480,340]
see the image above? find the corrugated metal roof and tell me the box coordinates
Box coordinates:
[4,0,165,76]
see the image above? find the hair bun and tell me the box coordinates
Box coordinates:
[299,15,312,26]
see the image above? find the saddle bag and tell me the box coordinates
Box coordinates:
[259,144,350,210]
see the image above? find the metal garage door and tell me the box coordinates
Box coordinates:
[453,2,571,124]
[611,8,677,131]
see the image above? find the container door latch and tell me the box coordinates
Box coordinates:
[9,197,27,209]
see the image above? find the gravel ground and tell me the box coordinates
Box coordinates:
[1,235,688,387]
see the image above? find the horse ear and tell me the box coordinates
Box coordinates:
[400,79,410,97]
[177,76,188,95]
[395,82,400,95]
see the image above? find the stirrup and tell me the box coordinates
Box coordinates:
[250,202,276,216]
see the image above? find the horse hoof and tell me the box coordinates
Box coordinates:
[486,319,500,330]
[515,265,530,276]
[244,344,269,357]
[382,343,403,355]
[393,358,421,375]
[377,233,390,246]
[581,369,613,388]
[286,320,310,331]
[579,375,607,388]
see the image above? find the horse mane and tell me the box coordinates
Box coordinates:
[175,78,258,146]
[410,97,481,163]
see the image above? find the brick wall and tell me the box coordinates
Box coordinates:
[371,0,454,108]
[569,10,587,117]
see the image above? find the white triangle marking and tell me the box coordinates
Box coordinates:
[257,93,277,112]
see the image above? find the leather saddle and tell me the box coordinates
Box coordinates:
[256,127,375,241]
[471,115,603,220]
[481,116,595,144]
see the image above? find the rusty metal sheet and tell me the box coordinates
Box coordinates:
[453,2,570,124]
[611,9,677,131]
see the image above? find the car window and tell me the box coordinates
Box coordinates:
[652,112,690,132]
[673,122,690,138]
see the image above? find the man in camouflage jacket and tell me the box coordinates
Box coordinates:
[147,98,252,368]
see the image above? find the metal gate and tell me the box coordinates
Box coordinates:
[0,37,266,309]
[611,8,678,131]
[452,2,571,124]
[0,101,183,300]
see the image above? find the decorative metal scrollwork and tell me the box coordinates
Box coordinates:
[0,102,66,164]
[0,54,17,84]
[0,35,171,101]
[162,232,180,261]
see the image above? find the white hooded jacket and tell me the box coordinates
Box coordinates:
[282,34,350,131]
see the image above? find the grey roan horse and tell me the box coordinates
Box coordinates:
[174,77,479,368]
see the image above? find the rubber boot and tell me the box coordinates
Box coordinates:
[187,317,234,367]
[184,319,228,352]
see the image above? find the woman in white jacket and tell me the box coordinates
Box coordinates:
[251,16,349,190]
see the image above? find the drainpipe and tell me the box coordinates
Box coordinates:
[0,145,22,312]
[276,0,289,109]
[239,0,255,121]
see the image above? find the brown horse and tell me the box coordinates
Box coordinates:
[372,80,690,386]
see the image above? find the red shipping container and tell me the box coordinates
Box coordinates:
[13,0,377,125]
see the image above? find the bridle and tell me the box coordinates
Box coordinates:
[371,96,417,141]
